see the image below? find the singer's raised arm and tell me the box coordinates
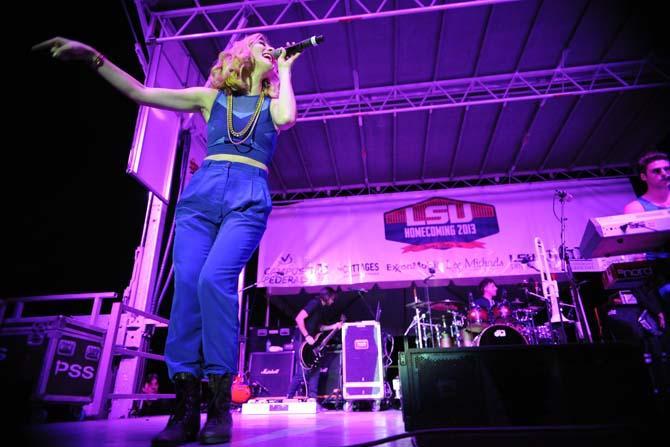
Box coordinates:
[270,42,301,130]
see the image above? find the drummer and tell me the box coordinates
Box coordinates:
[473,277,499,311]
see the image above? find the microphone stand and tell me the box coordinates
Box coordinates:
[423,270,436,347]
[251,380,270,397]
[351,288,376,320]
[561,247,592,343]
[556,194,592,343]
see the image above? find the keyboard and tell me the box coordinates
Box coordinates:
[579,209,670,258]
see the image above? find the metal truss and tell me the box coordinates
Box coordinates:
[141,0,520,43]
[270,164,634,202]
[294,60,670,121]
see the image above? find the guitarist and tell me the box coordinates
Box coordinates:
[286,286,344,400]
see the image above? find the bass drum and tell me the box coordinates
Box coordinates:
[474,324,528,346]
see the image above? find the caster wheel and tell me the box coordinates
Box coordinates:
[69,406,85,421]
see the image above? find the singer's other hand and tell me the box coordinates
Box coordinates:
[277,41,302,71]
[305,335,315,345]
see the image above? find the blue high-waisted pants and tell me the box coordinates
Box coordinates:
[165,160,271,379]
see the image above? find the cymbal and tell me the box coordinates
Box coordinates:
[405,301,429,309]
[406,301,430,309]
[431,300,466,312]
[405,299,464,311]
[516,305,544,313]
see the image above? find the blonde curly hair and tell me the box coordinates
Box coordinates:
[208,33,279,97]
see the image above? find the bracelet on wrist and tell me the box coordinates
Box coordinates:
[91,53,105,69]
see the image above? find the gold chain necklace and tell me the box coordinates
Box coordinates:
[227,91,265,145]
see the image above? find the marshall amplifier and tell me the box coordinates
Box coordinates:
[248,351,294,397]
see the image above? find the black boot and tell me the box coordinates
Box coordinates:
[151,373,201,447]
[199,374,233,445]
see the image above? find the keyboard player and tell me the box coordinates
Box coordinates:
[616,152,669,395]
[623,151,670,213]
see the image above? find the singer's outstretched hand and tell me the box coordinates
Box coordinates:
[276,41,302,71]
[32,37,97,62]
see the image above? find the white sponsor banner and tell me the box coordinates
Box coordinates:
[257,178,635,292]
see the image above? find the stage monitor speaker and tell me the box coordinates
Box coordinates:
[399,343,653,430]
[248,351,294,397]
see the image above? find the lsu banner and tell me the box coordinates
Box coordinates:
[257,178,635,290]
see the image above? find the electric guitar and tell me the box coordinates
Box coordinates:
[299,320,343,369]
[231,374,251,404]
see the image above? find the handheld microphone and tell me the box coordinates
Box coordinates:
[273,35,324,59]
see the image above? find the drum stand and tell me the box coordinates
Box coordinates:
[515,306,539,344]
[523,289,577,343]
[405,284,433,348]
[526,317,538,344]
[448,311,466,347]
[403,309,435,349]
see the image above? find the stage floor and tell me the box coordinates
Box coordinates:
[26,409,413,447]
[23,406,659,447]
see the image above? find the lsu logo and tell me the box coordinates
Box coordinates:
[384,197,499,252]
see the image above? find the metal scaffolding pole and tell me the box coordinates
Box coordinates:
[145,0,521,43]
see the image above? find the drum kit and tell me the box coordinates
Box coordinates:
[405,297,557,348]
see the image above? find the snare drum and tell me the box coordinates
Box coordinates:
[474,324,528,346]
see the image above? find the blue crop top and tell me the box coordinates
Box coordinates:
[207,91,278,166]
